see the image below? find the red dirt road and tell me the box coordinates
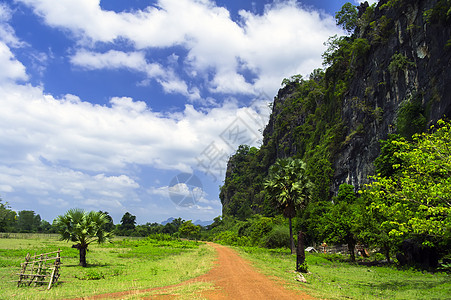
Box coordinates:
[74,243,313,299]
[197,243,313,299]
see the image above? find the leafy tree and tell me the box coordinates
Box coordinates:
[179,220,200,240]
[54,209,113,267]
[374,134,410,177]
[16,210,41,233]
[99,211,115,232]
[119,212,136,234]
[335,2,358,33]
[321,184,360,261]
[0,198,16,232]
[362,120,451,249]
[357,192,395,262]
[39,220,54,233]
[264,158,313,254]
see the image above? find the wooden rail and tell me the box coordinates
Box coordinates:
[16,249,61,290]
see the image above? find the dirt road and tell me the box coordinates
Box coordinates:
[196,243,313,299]
[77,243,313,299]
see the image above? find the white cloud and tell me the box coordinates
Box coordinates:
[0,3,26,47]
[0,80,267,193]
[0,42,28,82]
[71,50,149,71]
[18,0,343,98]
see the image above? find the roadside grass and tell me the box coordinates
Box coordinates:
[238,246,451,300]
[0,234,215,299]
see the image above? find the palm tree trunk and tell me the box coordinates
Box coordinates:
[79,246,87,267]
[289,217,295,254]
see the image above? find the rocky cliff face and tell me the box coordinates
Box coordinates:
[221,0,451,216]
[333,0,451,190]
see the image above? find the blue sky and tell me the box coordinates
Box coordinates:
[0,0,376,224]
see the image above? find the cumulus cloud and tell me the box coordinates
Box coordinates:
[0,42,28,82]
[0,79,266,215]
[17,0,342,98]
[3,0,346,222]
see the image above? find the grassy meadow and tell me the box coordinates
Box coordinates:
[0,233,215,299]
[238,246,451,300]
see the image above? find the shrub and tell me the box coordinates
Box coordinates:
[264,225,290,249]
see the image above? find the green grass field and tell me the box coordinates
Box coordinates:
[0,234,215,299]
[238,246,451,300]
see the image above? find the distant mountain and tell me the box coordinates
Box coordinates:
[193,219,213,227]
[160,217,175,225]
[160,217,213,227]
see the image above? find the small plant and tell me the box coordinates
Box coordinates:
[297,262,309,273]
[388,53,415,75]
[76,269,105,280]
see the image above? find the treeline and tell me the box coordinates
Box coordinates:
[0,207,54,233]
[0,205,202,239]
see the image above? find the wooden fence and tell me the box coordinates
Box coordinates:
[16,249,61,290]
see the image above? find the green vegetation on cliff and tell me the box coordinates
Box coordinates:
[219,0,451,268]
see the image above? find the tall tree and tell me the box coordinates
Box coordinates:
[335,2,358,33]
[0,198,16,232]
[321,183,360,261]
[363,120,451,249]
[119,212,136,235]
[16,210,41,233]
[264,158,313,254]
[179,220,200,240]
[54,209,113,267]
[99,211,115,232]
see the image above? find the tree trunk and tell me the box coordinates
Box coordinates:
[348,239,356,262]
[384,243,391,263]
[79,246,87,267]
[289,217,295,255]
[296,231,306,272]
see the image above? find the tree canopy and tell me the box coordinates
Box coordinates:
[55,209,113,267]
[362,120,451,247]
[264,157,313,254]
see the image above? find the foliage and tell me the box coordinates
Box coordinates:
[55,209,114,267]
[178,220,200,240]
[321,184,360,261]
[265,158,313,219]
[15,210,41,233]
[117,212,136,235]
[263,225,290,249]
[388,53,415,75]
[374,134,410,177]
[369,15,393,44]
[99,210,115,232]
[396,94,427,139]
[335,2,358,34]
[423,0,451,25]
[362,120,451,249]
[240,248,451,300]
[265,157,313,254]
[0,198,16,232]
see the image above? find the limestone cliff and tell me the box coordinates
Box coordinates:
[220,0,451,217]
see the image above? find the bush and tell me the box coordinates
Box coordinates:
[264,225,290,249]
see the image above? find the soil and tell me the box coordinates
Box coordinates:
[71,243,313,299]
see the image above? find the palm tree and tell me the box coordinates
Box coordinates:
[264,158,312,254]
[55,209,113,267]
